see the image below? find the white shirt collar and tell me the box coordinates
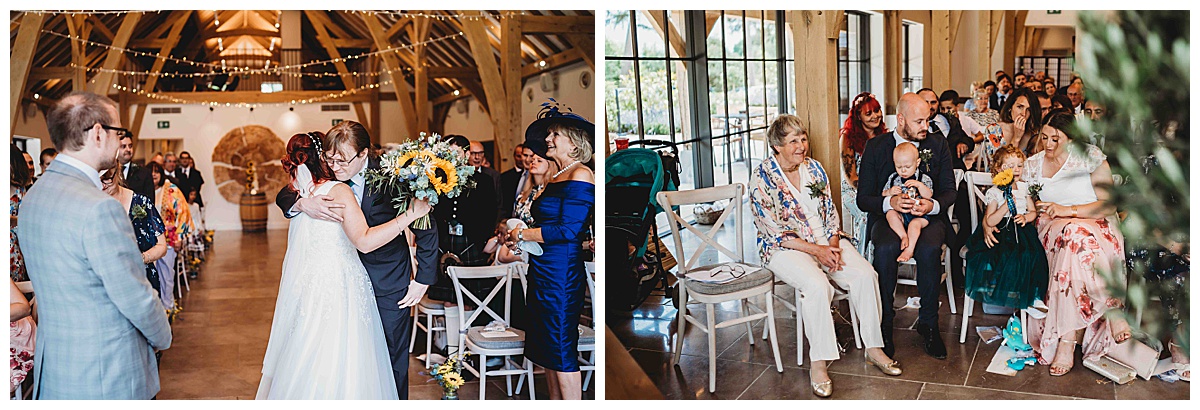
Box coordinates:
[892,131,918,148]
[56,153,103,190]
[930,114,949,134]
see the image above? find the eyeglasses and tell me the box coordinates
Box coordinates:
[710,264,747,280]
[88,124,133,139]
[326,151,363,168]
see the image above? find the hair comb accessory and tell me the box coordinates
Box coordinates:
[306,132,324,161]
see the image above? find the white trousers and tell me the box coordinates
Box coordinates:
[767,241,884,362]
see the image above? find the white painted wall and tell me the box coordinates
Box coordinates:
[135,103,358,231]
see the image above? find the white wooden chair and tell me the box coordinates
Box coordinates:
[408,247,446,369]
[448,264,535,400]
[579,262,597,391]
[658,183,783,393]
[959,171,1029,344]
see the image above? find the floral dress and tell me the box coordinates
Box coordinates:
[513,184,543,227]
[750,155,840,264]
[10,187,27,282]
[1023,144,1126,364]
[129,193,166,299]
[156,182,195,248]
[962,108,1004,172]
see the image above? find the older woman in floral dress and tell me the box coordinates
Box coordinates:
[1018,109,1131,376]
[750,115,899,398]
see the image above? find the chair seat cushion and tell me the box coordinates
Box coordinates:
[577,325,595,345]
[419,296,444,311]
[466,326,525,350]
[684,263,773,295]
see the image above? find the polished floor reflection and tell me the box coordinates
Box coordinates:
[609,204,1190,400]
[158,230,592,400]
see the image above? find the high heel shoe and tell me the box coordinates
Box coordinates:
[811,380,833,397]
[865,352,903,376]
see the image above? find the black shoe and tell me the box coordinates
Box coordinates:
[881,322,895,358]
[916,323,947,359]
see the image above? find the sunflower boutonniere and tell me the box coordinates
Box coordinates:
[805,180,827,199]
[131,204,147,221]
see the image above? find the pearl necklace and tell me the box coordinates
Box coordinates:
[553,160,582,179]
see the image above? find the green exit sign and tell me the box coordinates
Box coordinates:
[157,120,170,129]
[332,119,343,126]
[1048,10,1062,14]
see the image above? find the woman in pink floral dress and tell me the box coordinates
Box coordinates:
[1018,109,1131,376]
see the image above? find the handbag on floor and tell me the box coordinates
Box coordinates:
[1084,355,1137,384]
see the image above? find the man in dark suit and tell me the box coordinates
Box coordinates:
[275,121,436,399]
[117,134,155,198]
[857,93,957,360]
[176,151,205,207]
[990,74,1013,111]
[499,143,527,218]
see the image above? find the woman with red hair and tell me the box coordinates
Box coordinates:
[840,92,887,252]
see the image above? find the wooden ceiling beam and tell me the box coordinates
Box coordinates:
[385,18,411,41]
[11,12,46,135]
[87,15,116,42]
[412,14,433,133]
[361,12,419,139]
[521,48,584,78]
[949,10,964,49]
[519,15,592,34]
[28,67,74,81]
[461,11,509,158]
[307,10,355,41]
[562,33,594,69]
[645,11,687,58]
[131,10,193,139]
[65,14,88,90]
[498,12,523,171]
[428,66,480,79]
[91,12,142,94]
[306,10,371,133]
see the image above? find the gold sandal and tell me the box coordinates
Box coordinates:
[1049,339,1077,376]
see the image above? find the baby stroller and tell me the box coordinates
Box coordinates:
[605,140,680,311]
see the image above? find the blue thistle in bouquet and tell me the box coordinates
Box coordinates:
[365,133,476,230]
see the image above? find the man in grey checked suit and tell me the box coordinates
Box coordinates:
[18,91,172,399]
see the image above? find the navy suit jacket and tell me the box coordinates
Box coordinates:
[275,157,439,306]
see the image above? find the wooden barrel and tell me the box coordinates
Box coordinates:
[239,193,268,232]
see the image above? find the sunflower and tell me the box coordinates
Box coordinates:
[393,150,436,173]
[443,373,464,389]
[427,157,460,195]
[992,168,1014,187]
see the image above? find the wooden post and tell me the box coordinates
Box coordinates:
[793,10,842,209]
[499,14,524,173]
[361,14,419,139]
[1002,11,1029,75]
[883,11,903,114]
[10,12,45,135]
[412,17,432,133]
[91,12,142,94]
[930,11,951,93]
[65,14,88,91]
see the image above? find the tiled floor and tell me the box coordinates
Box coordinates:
[610,203,1190,400]
[158,230,593,400]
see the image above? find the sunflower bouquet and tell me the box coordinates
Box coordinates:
[432,352,469,399]
[365,133,476,230]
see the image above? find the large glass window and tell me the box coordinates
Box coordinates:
[902,21,924,93]
[838,11,871,114]
[605,11,793,191]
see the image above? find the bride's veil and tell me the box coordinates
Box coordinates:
[293,164,317,198]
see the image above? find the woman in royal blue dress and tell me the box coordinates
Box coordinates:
[508,101,594,400]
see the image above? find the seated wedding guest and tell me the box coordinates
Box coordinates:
[751,115,900,398]
[1050,94,1074,114]
[965,145,1048,311]
[10,277,35,395]
[991,74,1014,111]
[1126,240,1190,382]
[839,92,887,253]
[11,144,31,283]
[962,81,1004,171]
[39,148,57,178]
[22,151,37,186]
[858,93,958,360]
[1044,79,1058,97]
[1019,109,1131,376]
[1035,91,1053,120]
[1013,72,1028,90]
[18,90,171,399]
[147,161,195,312]
[149,152,164,166]
[1067,82,1086,114]
[506,103,595,400]
[100,164,169,311]
[882,143,934,263]
[1025,80,1044,93]
[999,87,1043,156]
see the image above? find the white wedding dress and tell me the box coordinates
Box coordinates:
[256,178,398,399]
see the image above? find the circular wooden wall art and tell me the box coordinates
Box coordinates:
[211,125,289,203]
